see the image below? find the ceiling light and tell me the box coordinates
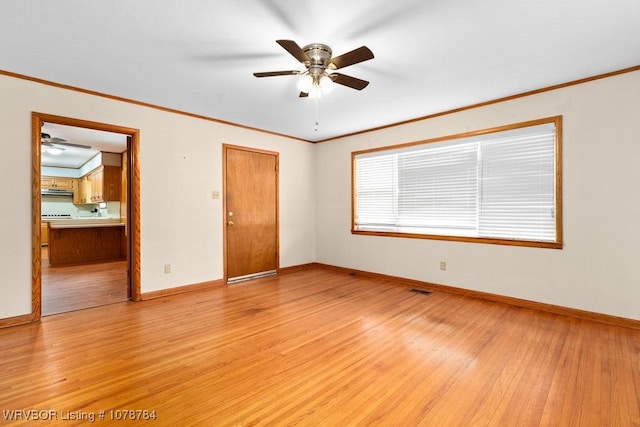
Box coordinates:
[47,147,64,155]
[298,74,323,99]
[297,73,336,99]
[308,83,322,99]
[297,74,313,93]
[319,75,335,95]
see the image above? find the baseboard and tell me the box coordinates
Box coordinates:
[143,264,320,295]
[140,279,225,300]
[315,263,640,330]
[277,263,320,275]
[5,263,635,330]
[0,312,36,329]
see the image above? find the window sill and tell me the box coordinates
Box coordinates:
[351,229,563,249]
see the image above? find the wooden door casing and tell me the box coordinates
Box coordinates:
[27,112,141,329]
[224,145,279,281]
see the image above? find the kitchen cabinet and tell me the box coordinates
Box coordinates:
[89,167,104,202]
[75,176,90,204]
[76,166,121,203]
[47,221,126,265]
[89,165,121,202]
[41,222,49,246]
[41,176,75,190]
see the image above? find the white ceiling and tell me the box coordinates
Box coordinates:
[2,0,639,142]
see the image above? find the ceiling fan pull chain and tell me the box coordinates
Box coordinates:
[314,97,319,132]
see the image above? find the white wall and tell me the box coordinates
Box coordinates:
[3,70,638,322]
[0,74,316,319]
[315,70,640,321]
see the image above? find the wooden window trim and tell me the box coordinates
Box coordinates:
[351,116,563,249]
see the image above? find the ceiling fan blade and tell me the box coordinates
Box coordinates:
[55,141,92,149]
[329,46,374,70]
[42,144,65,152]
[331,73,370,90]
[253,70,300,77]
[41,133,67,143]
[276,39,310,63]
[299,92,309,98]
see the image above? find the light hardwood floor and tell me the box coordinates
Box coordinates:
[1,267,639,425]
[41,246,129,316]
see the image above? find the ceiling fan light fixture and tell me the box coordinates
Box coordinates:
[254,40,373,98]
[308,85,322,99]
[296,74,313,93]
[298,74,335,98]
[47,147,64,155]
[319,75,335,95]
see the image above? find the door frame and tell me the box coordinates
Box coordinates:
[31,112,142,321]
[222,144,279,282]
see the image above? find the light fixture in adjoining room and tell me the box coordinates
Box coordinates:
[47,147,64,155]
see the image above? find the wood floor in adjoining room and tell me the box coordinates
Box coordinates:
[1,268,639,425]
[41,246,128,316]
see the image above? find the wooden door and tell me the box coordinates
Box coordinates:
[224,145,278,282]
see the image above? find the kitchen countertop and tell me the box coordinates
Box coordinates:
[47,218,124,229]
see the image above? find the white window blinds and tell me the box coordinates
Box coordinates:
[355,154,397,228]
[354,121,558,243]
[478,127,556,241]
[397,141,478,232]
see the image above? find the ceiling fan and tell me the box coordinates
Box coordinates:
[41,132,92,155]
[253,40,374,98]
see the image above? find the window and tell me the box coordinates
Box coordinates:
[352,117,562,248]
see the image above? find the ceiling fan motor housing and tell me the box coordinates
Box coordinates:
[303,43,333,77]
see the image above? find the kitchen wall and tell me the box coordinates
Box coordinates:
[315,70,640,321]
[41,196,120,218]
[0,74,316,320]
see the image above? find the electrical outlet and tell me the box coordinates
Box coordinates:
[440,261,446,271]
[164,264,171,274]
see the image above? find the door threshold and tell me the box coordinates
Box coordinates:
[227,270,277,284]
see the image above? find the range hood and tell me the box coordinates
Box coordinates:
[41,189,73,196]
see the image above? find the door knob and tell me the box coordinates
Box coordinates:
[227,220,234,226]
[228,211,234,216]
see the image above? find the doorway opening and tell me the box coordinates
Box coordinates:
[32,113,141,319]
